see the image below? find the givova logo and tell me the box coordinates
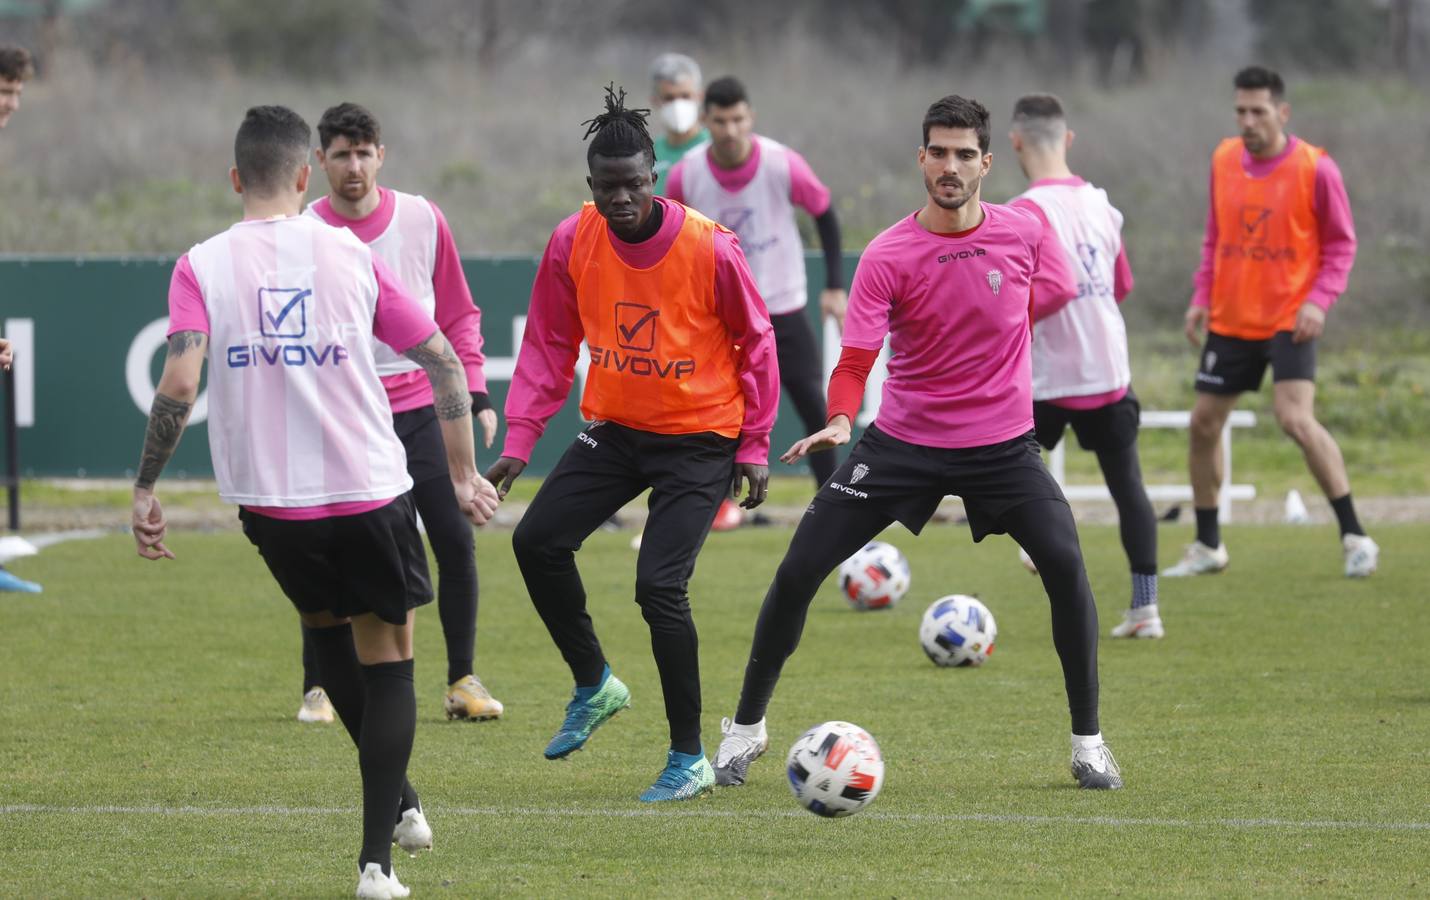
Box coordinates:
[229,286,350,369]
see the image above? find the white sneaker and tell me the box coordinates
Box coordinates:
[1016,545,1038,575]
[1070,735,1123,790]
[297,687,336,724]
[1161,541,1229,577]
[1343,534,1379,578]
[713,716,769,786]
[355,862,410,899]
[1110,605,1164,639]
[392,806,432,856]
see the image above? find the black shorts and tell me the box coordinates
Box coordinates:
[239,493,433,625]
[816,424,1067,541]
[1195,330,1316,394]
[393,405,448,485]
[1033,388,1141,453]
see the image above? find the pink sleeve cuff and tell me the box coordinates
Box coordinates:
[736,432,771,466]
[501,421,543,464]
[464,360,488,396]
[1191,291,1210,309]
[1305,290,1338,312]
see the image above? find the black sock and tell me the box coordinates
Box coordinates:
[300,624,321,693]
[1194,507,1220,549]
[1329,493,1364,537]
[357,659,416,877]
[306,625,421,825]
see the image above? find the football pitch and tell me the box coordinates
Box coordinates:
[2,522,1427,897]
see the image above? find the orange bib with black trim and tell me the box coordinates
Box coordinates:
[1210,137,1324,340]
[568,202,745,438]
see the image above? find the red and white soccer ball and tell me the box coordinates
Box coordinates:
[785,720,885,818]
[837,541,910,610]
[919,594,997,667]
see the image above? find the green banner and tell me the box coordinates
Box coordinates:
[0,253,867,478]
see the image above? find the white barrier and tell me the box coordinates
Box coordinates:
[1049,410,1258,523]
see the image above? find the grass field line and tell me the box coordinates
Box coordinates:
[3,803,1428,833]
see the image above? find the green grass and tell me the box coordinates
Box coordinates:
[2,525,1428,897]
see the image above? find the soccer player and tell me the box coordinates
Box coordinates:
[300,102,503,724]
[1168,66,1376,579]
[648,52,708,195]
[713,95,1123,791]
[484,85,778,802]
[130,105,498,899]
[667,76,847,496]
[0,44,41,594]
[1007,94,1162,639]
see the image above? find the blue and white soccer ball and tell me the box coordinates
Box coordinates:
[919,594,997,667]
[785,720,885,818]
[837,541,910,610]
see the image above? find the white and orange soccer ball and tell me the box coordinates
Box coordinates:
[919,594,997,667]
[837,541,910,610]
[785,720,885,818]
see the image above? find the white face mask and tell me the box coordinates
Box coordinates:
[659,98,699,135]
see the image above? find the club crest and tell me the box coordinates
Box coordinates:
[986,269,1003,295]
[850,463,870,484]
[1204,350,1218,372]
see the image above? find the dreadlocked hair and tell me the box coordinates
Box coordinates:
[582,82,655,169]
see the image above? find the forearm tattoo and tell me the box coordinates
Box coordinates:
[404,335,472,421]
[135,393,193,489]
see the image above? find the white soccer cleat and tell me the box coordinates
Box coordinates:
[1342,533,1379,578]
[392,806,432,856]
[713,716,769,786]
[1161,541,1229,577]
[355,862,410,899]
[1070,736,1123,790]
[297,687,336,724]
[1110,605,1164,639]
[1016,545,1038,575]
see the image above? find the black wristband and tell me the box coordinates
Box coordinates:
[470,392,493,413]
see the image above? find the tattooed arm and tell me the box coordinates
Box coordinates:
[404,331,499,525]
[132,330,207,560]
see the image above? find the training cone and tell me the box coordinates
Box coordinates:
[1284,488,1310,524]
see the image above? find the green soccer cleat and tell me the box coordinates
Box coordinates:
[639,749,715,802]
[543,670,631,760]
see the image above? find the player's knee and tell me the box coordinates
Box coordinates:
[1188,412,1223,447]
[511,516,555,564]
[634,576,689,620]
[426,523,475,569]
[1274,407,1316,444]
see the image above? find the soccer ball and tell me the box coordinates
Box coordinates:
[919,594,997,667]
[785,720,885,818]
[837,541,910,610]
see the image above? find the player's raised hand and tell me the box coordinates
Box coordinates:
[1292,303,1325,344]
[1184,304,1209,347]
[732,463,769,510]
[476,408,498,449]
[484,456,526,499]
[781,416,852,464]
[131,491,175,560]
[0,337,11,372]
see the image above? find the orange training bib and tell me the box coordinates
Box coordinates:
[568,202,745,438]
[1210,137,1324,340]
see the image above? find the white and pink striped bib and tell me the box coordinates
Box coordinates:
[1015,181,1131,401]
[185,216,412,507]
[678,136,808,315]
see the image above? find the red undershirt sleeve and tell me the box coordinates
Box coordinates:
[826,345,879,424]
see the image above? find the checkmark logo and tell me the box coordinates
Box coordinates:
[1239,205,1272,243]
[615,302,659,351]
[258,287,311,338]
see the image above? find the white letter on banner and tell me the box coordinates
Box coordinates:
[126,318,209,425]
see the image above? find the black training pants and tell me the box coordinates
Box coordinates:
[511,422,735,753]
[771,310,838,487]
[736,495,1101,735]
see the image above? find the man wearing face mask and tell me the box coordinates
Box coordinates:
[648,52,708,196]
[667,76,847,501]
